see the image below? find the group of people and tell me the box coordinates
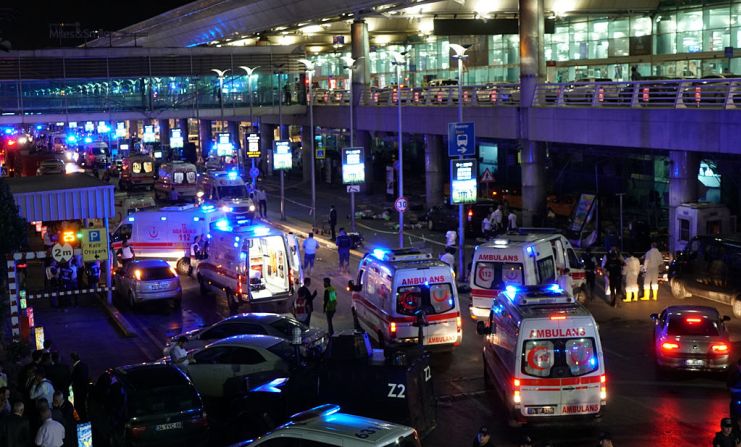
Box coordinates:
[481,204,518,240]
[0,341,89,447]
[44,256,101,307]
[292,277,337,336]
[589,242,664,305]
[472,426,615,447]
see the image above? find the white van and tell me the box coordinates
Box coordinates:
[155,161,198,202]
[477,284,606,424]
[196,221,302,303]
[112,192,156,226]
[111,204,225,272]
[469,231,586,322]
[197,170,256,221]
[349,248,462,350]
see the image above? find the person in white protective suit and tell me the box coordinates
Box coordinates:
[642,242,663,301]
[623,253,641,302]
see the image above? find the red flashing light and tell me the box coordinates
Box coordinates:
[7,140,15,146]
[661,342,679,351]
[390,322,397,338]
[685,317,702,324]
[550,315,567,320]
[467,209,473,217]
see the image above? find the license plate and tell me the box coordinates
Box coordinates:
[686,359,704,366]
[155,422,182,431]
[527,406,555,415]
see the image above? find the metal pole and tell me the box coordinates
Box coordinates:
[309,70,317,230]
[456,56,465,279]
[249,74,256,187]
[219,76,225,134]
[397,63,404,248]
[104,216,112,305]
[279,71,286,221]
[617,193,625,252]
[348,67,356,233]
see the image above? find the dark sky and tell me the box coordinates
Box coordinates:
[0,0,192,49]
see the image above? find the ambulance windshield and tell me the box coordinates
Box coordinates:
[218,185,249,199]
[522,338,598,378]
[396,283,455,316]
[474,262,523,289]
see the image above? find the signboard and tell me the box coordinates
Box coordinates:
[315,148,325,160]
[115,122,126,138]
[34,326,45,351]
[450,159,478,204]
[394,197,409,213]
[273,140,292,170]
[51,243,74,262]
[216,133,234,156]
[96,121,110,134]
[347,185,360,193]
[341,147,365,184]
[246,133,260,158]
[84,121,94,132]
[249,167,260,178]
[569,193,597,233]
[726,46,734,59]
[142,125,155,143]
[480,168,495,183]
[170,128,184,149]
[447,122,476,157]
[81,228,109,262]
[77,422,93,447]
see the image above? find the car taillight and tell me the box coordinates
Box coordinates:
[191,412,208,428]
[237,274,243,294]
[127,424,147,438]
[513,378,521,404]
[712,343,729,354]
[661,342,679,351]
[456,316,462,333]
[390,322,397,338]
[600,374,607,400]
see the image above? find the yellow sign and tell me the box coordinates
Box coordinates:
[34,326,45,351]
[81,228,109,262]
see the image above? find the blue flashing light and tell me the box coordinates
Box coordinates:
[237,219,249,225]
[372,248,388,260]
[235,236,240,241]
[504,285,518,300]
[3,128,12,135]
[233,242,239,248]
[251,377,288,394]
[526,246,535,256]
[546,284,563,293]
[215,219,231,231]
[127,216,135,222]
[252,225,270,237]
[160,216,167,221]
[66,135,77,143]
[35,124,44,130]
[240,252,247,260]
[221,206,233,213]
[193,217,200,222]
[84,136,92,143]
[227,170,238,180]
[207,234,212,239]
[201,204,215,212]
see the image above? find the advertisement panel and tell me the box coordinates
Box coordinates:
[273,140,292,170]
[341,147,365,184]
[450,159,478,204]
[246,133,261,158]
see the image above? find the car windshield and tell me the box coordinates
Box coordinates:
[270,318,308,337]
[522,337,598,378]
[667,316,720,336]
[129,385,201,417]
[217,185,248,199]
[396,283,455,316]
[137,266,175,281]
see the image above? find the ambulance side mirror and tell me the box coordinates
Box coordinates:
[649,313,658,321]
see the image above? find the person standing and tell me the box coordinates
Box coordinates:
[323,277,337,336]
[297,278,317,326]
[472,426,495,447]
[87,257,101,290]
[491,205,504,234]
[481,215,492,240]
[45,353,70,400]
[51,392,76,447]
[642,242,663,301]
[30,369,55,408]
[117,239,135,266]
[581,247,597,297]
[328,205,338,241]
[623,253,641,302]
[713,418,741,447]
[507,209,517,232]
[440,247,455,271]
[68,259,78,306]
[445,230,457,248]
[558,268,573,298]
[169,337,190,370]
[335,228,352,274]
[603,247,625,306]
[34,406,64,447]
[69,353,88,420]
[302,233,319,276]
[630,65,642,81]
[0,401,30,447]
[256,189,267,218]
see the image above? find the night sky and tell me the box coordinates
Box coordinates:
[0,0,191,50]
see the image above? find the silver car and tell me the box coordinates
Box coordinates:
[651,305,731,375]
[167,313,328,357]
[115,259,182,308]
[36,159,66,175]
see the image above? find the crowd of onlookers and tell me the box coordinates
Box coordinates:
[0,340,88,447]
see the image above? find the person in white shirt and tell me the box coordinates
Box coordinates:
[642,242,663,301]
[117,239,135,266]
[481,216,492,239]
[35,406,65,447]
[170,336,190,369]
[623,253,641,302]
[440,247,456,272]
[491,205,503,234]
[507,211,517,232]
[30,369,55,408]
[302,233,320,275]
[558,268,573,298]
[445,230,457,247]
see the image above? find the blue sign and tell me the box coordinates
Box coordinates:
[447,122,475,157]
[725,46,734,59]
[88,230,101,242]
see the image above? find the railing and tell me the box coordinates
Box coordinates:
[352,84,522,107]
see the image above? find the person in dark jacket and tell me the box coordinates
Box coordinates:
[473,426,495,447]
[328,205,338,241]
[714,418,741,447]
[69,353,88,420]
[45,353,71,400]
[335,228,352,274]
[52,391,76,447]
[603,247,625,306]
[0,401,31,447]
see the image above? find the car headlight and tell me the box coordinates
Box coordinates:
[249,205,255,212]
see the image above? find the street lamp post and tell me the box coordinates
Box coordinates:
[391,51,406,248]
[342,55,358,233]
[298,59,317,231]
[450,43,469,281]
[274,64,286,221]
[239,66,259,187]
[210,68,229,132]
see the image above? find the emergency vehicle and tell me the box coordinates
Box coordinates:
[469,231,586,322]
[349,248,462,350]
[154,161,198,202]
[197,170,256,221]
[477,284,607,424]
[111,204,225,272]
[112,192,156,226]
[119,154,155,191]
[195,220,302,303]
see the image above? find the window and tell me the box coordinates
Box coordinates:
[229,347,266,365]
[522,338,599,378]
[473,262,524,289]
[202,323,257,340]
[667,316,720,336]
[143,161,153,173]
[173,172,184,183]
[129,385,201,417]
[138,267,175,281]
[186,171,196,183]
[193,346,232,364]
[679,218,690,243]
[396,283,455,316]
[112,224,132,242]
[270,318,306,337]
[567,248,583,269]
[267,340,298,365]
[536,257,556,283]
[132,162,142,174]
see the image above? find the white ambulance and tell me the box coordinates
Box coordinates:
[111,204,225,272]
[469,231,587,322]
[349,248,462,351]
[197,170,256,221]
[195,220,302,303]
[477,284,606,424]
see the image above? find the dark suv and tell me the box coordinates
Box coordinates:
[87,364,208,447]
[669,235,741,317]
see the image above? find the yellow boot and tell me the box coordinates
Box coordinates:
[652,286,658,301]
[632,290,639,302]
[623,291,632,302]
[640,290,650,301]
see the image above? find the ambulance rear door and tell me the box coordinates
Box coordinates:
[285,233,302,291]
[471,248,526,319]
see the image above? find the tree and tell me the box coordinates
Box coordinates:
[0,178,27,256]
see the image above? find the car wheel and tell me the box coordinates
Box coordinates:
[176,258,191,276]
[670,278,688,299]
[128,291,137,310]
[733,298,741,319]
[197,274,208,295]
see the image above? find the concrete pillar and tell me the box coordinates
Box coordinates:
[158,119,170,146]
[260,122,275,176]
[128,120,139,139]
[177,118,189,134]
[301,126,312,183]
[228,121,240,149]
[424,134,444,207]
[351,20,370,106]
[198,119,212,160]
[279,124,289,140]
[357,130,373,194]
[668,151,699,253]
[519,0,546,226]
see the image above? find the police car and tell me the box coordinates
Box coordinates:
[232,404,421,446]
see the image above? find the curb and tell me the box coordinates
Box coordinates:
[95,295,137,338]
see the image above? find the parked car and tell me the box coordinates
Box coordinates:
[167,313,328,357]
[651,305,731,375]
[563,78,617,104]
[182,334,298,398]
[425,79,458,104]
[475,83,520,105]
[36,158,66,175]
[87,364,208,447]
[114,259,182,309]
